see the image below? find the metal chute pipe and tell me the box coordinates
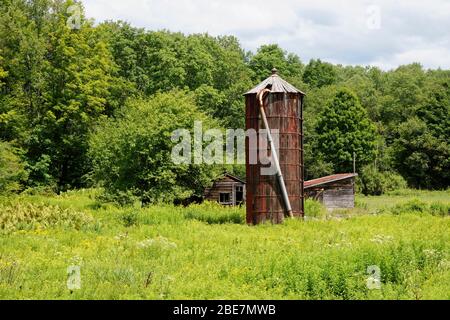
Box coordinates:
[257,88,293,218]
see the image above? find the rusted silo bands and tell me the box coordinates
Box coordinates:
[245,72,305,225]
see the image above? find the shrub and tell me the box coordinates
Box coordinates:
[383,171,408,192]
[429,203,450,217]
[120,210,140,227]
[0,202,93,233]
[357,165,407,196]
[97,189,140,207]
[392,199,449,216]
[21,185,56,197]
[0,142,28,194]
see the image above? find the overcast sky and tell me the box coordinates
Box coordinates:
[83,0,450,70]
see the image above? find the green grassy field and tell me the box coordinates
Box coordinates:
[1,189,449,300]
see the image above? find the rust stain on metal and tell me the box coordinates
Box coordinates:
[304,173,358,189]
[245,68,305,225]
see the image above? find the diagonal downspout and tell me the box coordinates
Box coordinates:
[257,88,293,218]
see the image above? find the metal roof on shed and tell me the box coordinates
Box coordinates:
[244,68,306,96]
[304,173,358,189]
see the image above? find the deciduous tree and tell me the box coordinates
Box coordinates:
[316,89,377,173]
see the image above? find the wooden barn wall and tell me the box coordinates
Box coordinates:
[323,188,354,209]
[305,178,355,209]
[204,176,245,204]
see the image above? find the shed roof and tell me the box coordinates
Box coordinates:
[216,172,246,184]
[244,68,306,96]
[304,173,358,189]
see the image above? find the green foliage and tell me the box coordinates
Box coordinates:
[0,0,449,195]
[357,165,407,196]
[342,73,380,120]
[316,89,377,173]
[248,44,303,82]
[184,201,245,224]
[0,202,93,233]
[0,56,7,84]
[304,149,334,180]
[302,59,337,88]
[391,76,450,189]
[0,191,449,299]
[304,199,327,219]
[194,85,226,122]
[89,90,221,204]
[303,86,336,180]
[97,189,140,207]
[96,24,251,129]
[0,141,28,194]
[392,199,449,217]
[120,210,140,227]
[382,171,408,192]
[0,0,128,190]
[379,64,425,126]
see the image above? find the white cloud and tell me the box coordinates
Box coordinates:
[83,0,450,70]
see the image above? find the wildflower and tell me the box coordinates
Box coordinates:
[114,233,128,241]
[423,249,438,258]
[137,236,177,249]
[370,234,394,244]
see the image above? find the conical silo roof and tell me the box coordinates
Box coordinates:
[244,68,306,96]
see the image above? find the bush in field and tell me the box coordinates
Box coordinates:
[392,199,449,216]
[429,202,450,217]
[357,165,407,195]
[382,171,408,191]
[0,202,93,233]
[120,210,140,227]
[0,141,28,194]
[89,90,221,205]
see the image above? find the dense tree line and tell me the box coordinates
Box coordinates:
[0,0,448,199]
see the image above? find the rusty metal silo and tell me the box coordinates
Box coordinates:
[245,68,305,224]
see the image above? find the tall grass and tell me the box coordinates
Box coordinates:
[183,201,245,224]
[0,189,449,300]
[0,202,93,233]
[391,199,449,216]
[304,199,327,219]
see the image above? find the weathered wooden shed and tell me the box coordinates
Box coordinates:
[203,173,246,206]
[304,173,358,209]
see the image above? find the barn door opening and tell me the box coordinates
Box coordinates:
[235,186,244,205]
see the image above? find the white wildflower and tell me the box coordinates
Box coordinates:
[370,234,394,244]
[423,249,438,258]
[137,236,177,249]
[114,233,128,241]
